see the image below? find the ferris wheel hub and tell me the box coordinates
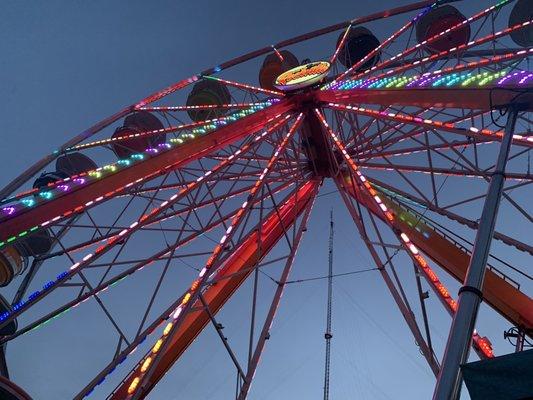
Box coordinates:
[274,61,330,91]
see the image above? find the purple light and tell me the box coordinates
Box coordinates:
[2,207,15,215]
[498,71,526,85]
[519,73,533,85]
[74,178,86,185]
[146,148,159,154]
[417,75,441,87]
[58,185,70,192]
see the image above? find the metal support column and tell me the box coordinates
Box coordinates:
[433,107,519,400]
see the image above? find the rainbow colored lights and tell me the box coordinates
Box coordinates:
[328,68,530,91]
[0,100,279,249]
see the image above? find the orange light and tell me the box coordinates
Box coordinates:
[163,322,173,336]
[128,377,140,394]
[141,357,152,373]
[181,293,191,305]
[426,269,439,282]
[437,283,450,298]
[414,254,427,268]
[448,299,458,311]
[190,280,200,291]
[152,339,163,354]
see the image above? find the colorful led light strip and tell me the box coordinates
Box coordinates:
[325,102,533,146]
[331,67,532,91]
[315,109,494,359]
[0,101,280,231]
[331,46,531,93]
[123,114,304,398]
[67,100,277,152]
[326,0,516,89]
[0,113,293,329]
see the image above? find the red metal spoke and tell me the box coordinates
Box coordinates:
[204,76,284,97]
[0,115,296,329]
[329,2,428,85]
[368,177,533,256]
[126,114,305,398]
[0,106,294,245]
[317,109,533,329]
[138,101,267,112]
[324,102,533,147]
[110,179,318,400]
[360,162,532,181]
[333,8,530,83]
[318,113,498,360]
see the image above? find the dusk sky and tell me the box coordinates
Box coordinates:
[0,1,530,399]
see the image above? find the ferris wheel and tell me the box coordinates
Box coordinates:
[0,0,531,399]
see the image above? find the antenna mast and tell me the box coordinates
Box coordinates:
[323,209,334,400]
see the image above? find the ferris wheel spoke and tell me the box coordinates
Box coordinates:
[360,162,532,181]
[74,180,316,400]
[333,175,441,374]
[344,172,533,330]
[138,101,268,113]
[324,125,498,360]
[0,106,293,247]
[336,174,496,360]
[121,114,305,399]
[318,108,532,338]
[334,2,528,83]
[0,115,300,330]
[350,108,489,158]
[328,0,430,85]
[1,176,301,346]
[109,178,317,400]
[324,102,533,148]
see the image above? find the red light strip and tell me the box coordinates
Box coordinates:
[315,109,494,359]
[138,102,266,112]
[67,118,223,151]
[272,46,285,62]
[125,113,304,397]
[325,102,533,147]
[135,76,199,108]
[204,75,285,97]
[329,24,352,65]
[343,1,515,83]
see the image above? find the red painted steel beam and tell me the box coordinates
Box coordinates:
[317,87,533,112]
[110,179,319,400]
[342,180,533,330]
[0,101,294,244]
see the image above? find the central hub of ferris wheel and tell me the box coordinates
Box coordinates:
[274,61,331,91]
[274,61,338,177]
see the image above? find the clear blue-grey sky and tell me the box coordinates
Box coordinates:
[0,1,527,399]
